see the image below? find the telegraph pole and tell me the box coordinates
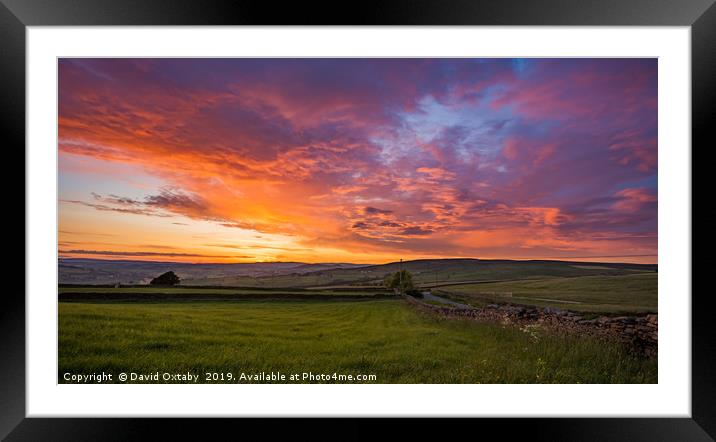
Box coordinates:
[399,258,403,295]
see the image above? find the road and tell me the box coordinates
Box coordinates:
[420,291,472,309]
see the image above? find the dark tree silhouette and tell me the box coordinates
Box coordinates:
[150,271,181,286]
[384,270,414,293]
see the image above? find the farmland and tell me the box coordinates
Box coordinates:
[58,286,393,301]
[60,257,656,289]
[59,258,656,314]
[436,273,658,314]
[58,257,658,384]
[58,300,656,384]
[180,259,655,288]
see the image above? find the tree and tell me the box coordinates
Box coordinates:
[150,271,181,286]
[384,270,414,294]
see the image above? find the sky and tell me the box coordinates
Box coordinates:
[58,58,657,264]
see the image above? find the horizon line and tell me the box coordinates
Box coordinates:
[59,254,658,266]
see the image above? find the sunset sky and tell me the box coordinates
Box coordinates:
[58,58,657,264]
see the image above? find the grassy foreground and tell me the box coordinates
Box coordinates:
[59,300,656,384]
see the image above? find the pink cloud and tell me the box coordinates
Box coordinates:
[58,58,657,262]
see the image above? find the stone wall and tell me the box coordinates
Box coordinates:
[405,296,657,358]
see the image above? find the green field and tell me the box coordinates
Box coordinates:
[181,259,655,288]
[436,273,657,314]
[59,299,656,384]
[58,286,391,300]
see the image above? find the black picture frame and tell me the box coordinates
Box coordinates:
[3,0,713,439]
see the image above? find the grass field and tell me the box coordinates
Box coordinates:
[59,299,657,384]
[181,259,655,288]
[58,286,387,294]
[436,274,657,314]
[58,286,391,299]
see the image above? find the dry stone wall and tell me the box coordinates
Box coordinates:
[406,296,657,358]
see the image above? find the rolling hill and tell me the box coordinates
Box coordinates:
[180,258,655,288]
[58,258,367,285]
[60,257,656,289]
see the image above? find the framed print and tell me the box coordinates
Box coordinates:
[5,0,715,439]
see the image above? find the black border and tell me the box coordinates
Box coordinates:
[4,0,714,439]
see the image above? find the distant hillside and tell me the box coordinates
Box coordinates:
[181,258,657,288]
[58,258,367,285]
[59,257,656,287]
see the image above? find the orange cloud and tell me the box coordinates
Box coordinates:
[57,59,657,264]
